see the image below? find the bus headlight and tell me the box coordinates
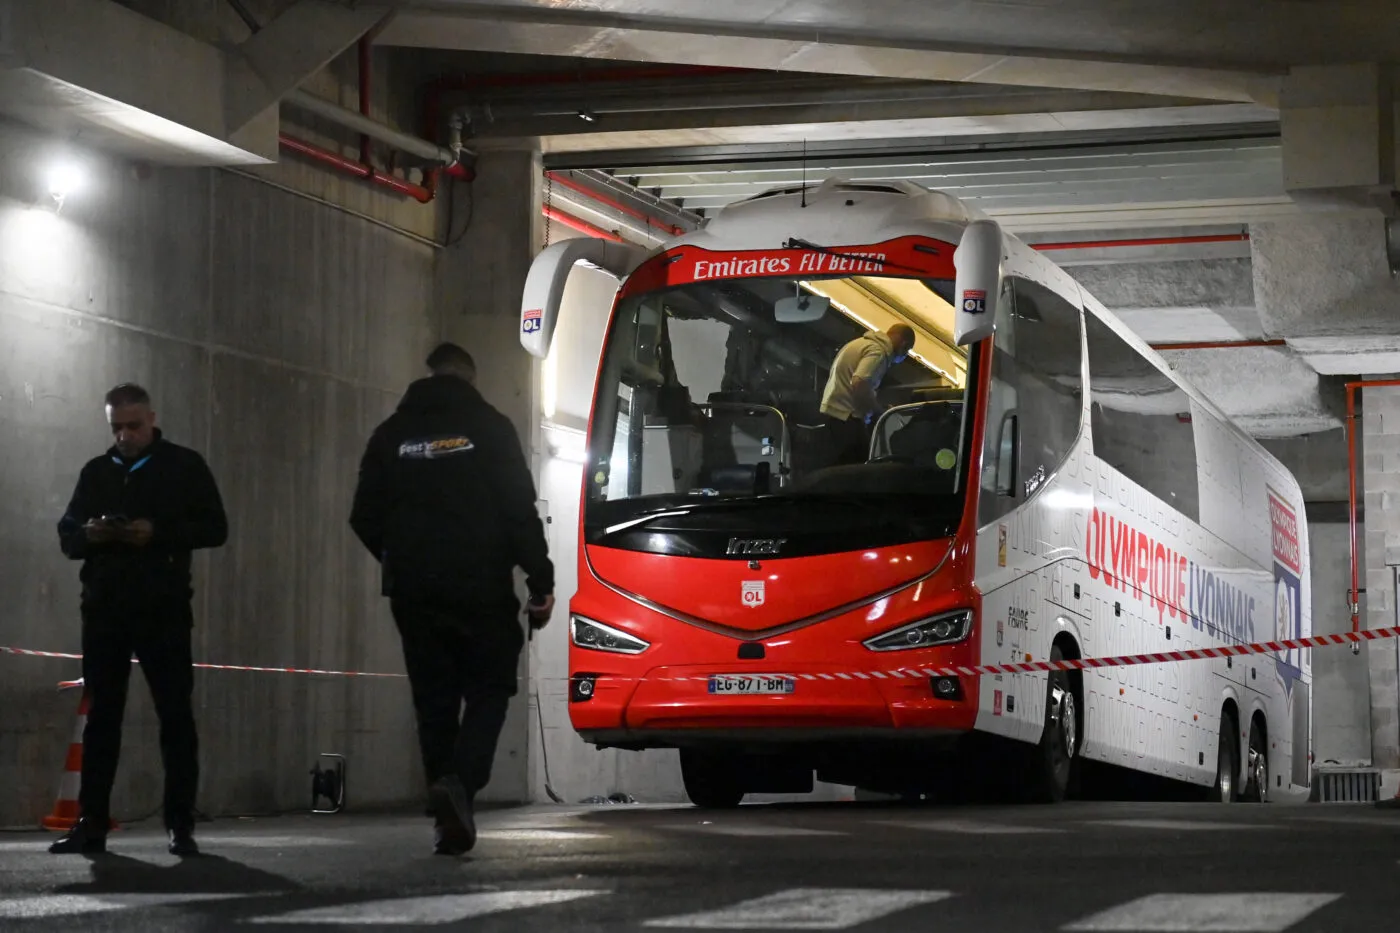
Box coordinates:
[571,616,650,654]
[862,610,972,652]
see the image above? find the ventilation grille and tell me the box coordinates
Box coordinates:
[1312,769,1380,802]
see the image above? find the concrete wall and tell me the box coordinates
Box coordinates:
[1361,386,1400,770]
[0,111,442,827]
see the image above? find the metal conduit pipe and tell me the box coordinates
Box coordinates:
[284,88,464,167]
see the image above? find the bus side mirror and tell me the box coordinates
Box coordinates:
[995,410,1019,497]
[520,238,649,359]
[953,219,1003,346]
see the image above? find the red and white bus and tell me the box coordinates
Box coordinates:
[521,177,1312,807]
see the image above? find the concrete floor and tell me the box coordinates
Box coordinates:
[1,799,1397,930]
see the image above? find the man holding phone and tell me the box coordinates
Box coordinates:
[51,383,228,856]
[350,342,554,856]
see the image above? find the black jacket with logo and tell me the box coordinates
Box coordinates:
[349,374,554,609]
[57,431,228,613]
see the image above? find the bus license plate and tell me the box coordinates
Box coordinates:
[707,674,795,695]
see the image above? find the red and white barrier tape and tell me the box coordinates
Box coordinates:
[648,625,1400,683]
[0,645,406,679]
[7,625,1399,684]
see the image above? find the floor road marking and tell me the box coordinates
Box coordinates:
[0,893,250,919]
[660,824,845,837]
[1063,893,1343,931]
[643,888,953,929]
[477,829,610,841]
[877,819,1064,834]
[244,890,603,925]
[199,836,352,848]
[1084,820,1280,832]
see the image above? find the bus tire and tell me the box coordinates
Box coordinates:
[1243,717,1269,803]
[680,749,745,809]
[1209,711,1238,803]
[1028,642,1077,803]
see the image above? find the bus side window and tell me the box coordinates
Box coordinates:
[979,275,1083,527]
[995,410,1019,497]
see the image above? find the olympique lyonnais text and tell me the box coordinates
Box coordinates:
[1269,492,1301,574]
[1085,507,1256,643]
[691,251,889,281]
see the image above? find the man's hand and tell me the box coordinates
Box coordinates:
[83,519,119,544]
[527,594,555,628]
[120,519,154,548]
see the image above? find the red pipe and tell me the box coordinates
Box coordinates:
[1031,233,1250,251]
[1345,379,1400,632]
[278,134,433,203]
[547,171,684,236]
[1150,339,1285,351]
[543,205,623,242]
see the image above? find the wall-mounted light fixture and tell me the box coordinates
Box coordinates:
[45,161,84,214]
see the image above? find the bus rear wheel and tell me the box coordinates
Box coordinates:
[1209,712,1238,802]
[680,749,745,809]
[1027,643,1078,803]
[1243,718,1269,803]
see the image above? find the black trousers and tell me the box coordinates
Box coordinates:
[79,603,198,831]
[823,413,871,465]
[390,597,524,800]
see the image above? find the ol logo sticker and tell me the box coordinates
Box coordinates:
[1268,487,1303,695]
[961,289,986,314]
[522,308,543,334]
[741,580,766,608]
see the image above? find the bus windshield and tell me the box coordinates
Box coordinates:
[583,273,980,559]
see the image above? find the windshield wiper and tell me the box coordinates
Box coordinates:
[599,494,880,537]
[784,237,929,276]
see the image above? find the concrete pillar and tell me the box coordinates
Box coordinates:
[1362,385,1400,770]
[1280,62,1398,215]
[434,145,544,803]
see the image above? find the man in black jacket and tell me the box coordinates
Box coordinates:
[350,343,554,856]
[51,383,228,856]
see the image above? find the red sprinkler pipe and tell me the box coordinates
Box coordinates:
[1345,380,1400,633]
[1031,233,1250,251]
[278,134,433,203]
[543,205,623,242]
[1150,339,1285,351]
[546,172,684,236]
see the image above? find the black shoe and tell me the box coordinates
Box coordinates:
[49,819,107,854]
[168,827,199,857]
[428,776,476,853]
[432,823,471,856]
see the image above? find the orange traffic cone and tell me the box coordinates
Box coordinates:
[42,687,117,832]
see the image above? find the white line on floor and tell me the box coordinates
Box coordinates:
[0,893,250,919]
[1084,820,1280,832]
[1062,892,1343,931]
[244,890,603,925]
[643,888,953,929]
[659,824,845,837]
[877,819,1064,835]
[477,829,610,841]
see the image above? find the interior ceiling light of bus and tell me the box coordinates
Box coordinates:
[798,280,966,388]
